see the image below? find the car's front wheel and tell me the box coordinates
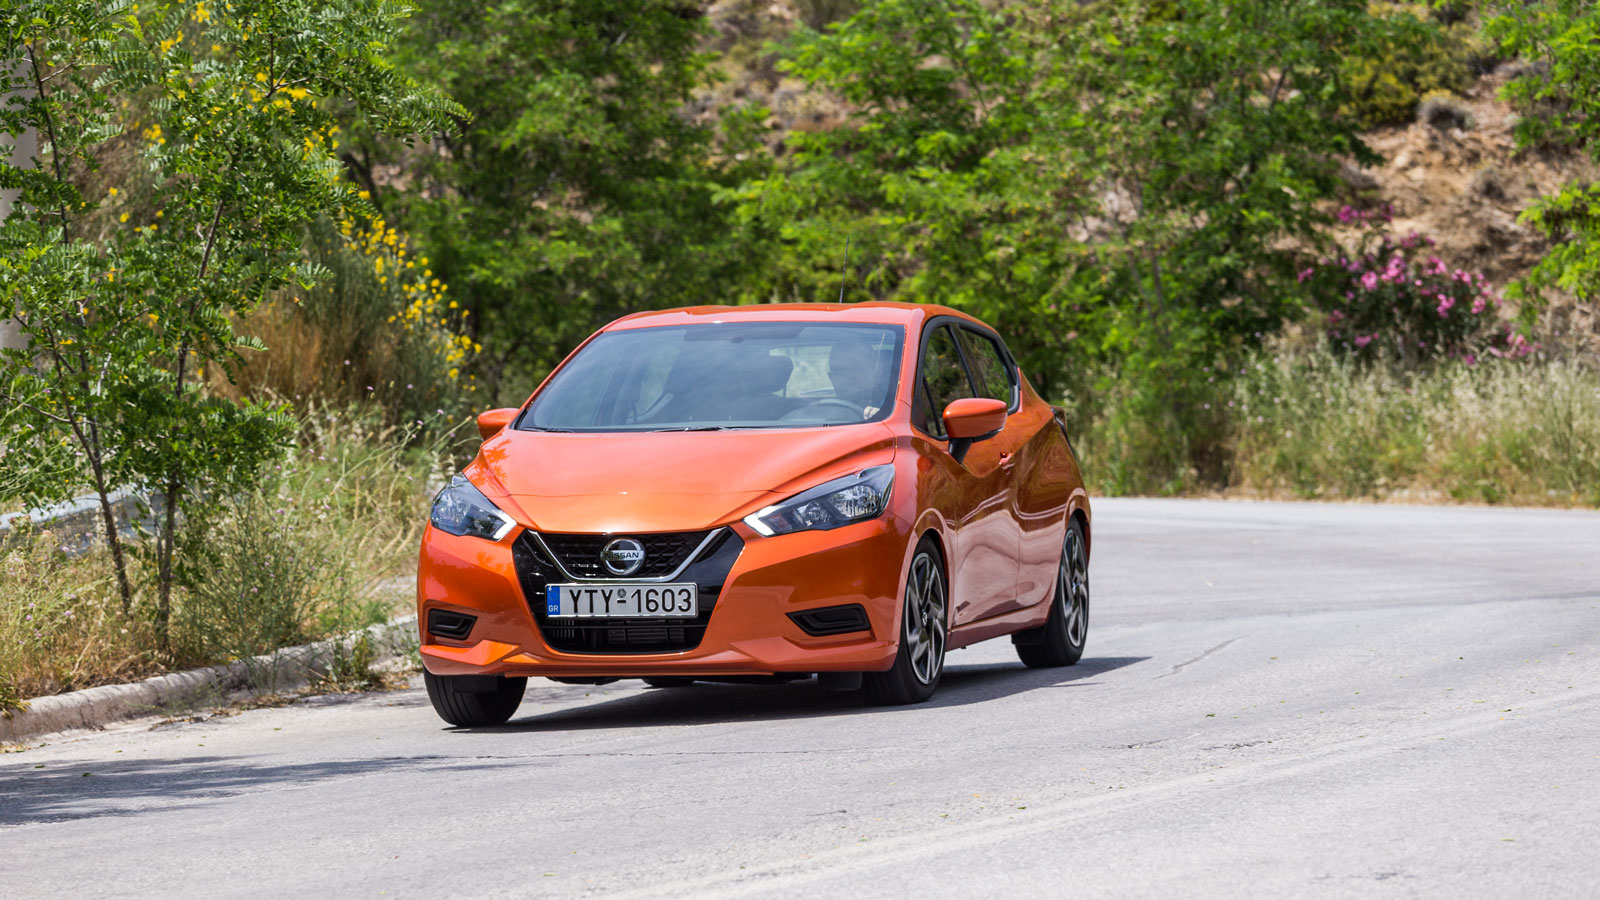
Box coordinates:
[1014,519,1089,668]
[424,671,527,727]
[864,537,947,705]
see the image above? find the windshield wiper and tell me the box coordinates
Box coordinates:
[647,425,747,432]
[520,426,577,433]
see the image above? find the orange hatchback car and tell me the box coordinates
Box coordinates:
[418,303,1091,725]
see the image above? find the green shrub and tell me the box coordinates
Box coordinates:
[173,404,456,669]
[1341,15,1481,129]
[222,217,477,431]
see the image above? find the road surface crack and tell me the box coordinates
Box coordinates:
[1157,637,1243,678]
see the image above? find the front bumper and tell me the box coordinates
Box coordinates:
[416,516,910,678]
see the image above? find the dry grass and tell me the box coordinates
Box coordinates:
[1229,352,1600,506]
[0,404,467,711]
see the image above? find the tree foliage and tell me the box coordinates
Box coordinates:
[368,0,770,400]
[1488,1,1600,304]
[1,0,457,647]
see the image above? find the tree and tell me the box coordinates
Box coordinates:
[368,0,770,401]
[732,0,1408,484]
[1487,1,1600,306]
[725,0,1101,398]
[0,0,459,650]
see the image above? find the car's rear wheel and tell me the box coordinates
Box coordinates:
[423,670,527,727]
[1015,519,1089,668]
[864,538,947,705]
[642,677,696,688]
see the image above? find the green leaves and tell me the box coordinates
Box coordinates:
[1,0,460,634]
[379,0,764,399]
[1488,1,1600,304]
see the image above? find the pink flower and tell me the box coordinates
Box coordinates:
[1297,267,1315,283]
[1360,271,1379,291]
[1354,334,1375,348]
[1437,296,1455,317]
[1471,297,1486,314]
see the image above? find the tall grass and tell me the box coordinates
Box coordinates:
[1230,353,1600,506]
[1075,349,1600,506]
[0,404,468,711]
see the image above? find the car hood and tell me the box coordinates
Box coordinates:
[467,423,897,533]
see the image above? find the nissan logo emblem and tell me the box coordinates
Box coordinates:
[601,538,646,576]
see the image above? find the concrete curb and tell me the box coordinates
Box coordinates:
[0,616,420,744]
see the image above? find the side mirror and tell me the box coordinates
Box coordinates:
[476,407,519,441]
[942,397,1007,464]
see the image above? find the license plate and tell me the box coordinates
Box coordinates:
[545,583,699,618]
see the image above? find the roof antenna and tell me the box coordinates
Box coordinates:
[838,235,851,303]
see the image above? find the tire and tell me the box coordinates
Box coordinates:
[864,537,948,705]
[423,670,527,727]
[1015,519,1089,668]
[642,677,697,688]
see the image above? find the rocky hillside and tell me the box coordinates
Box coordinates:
[1357,66,1597,358]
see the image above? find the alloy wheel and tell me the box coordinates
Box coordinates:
[1060,528,1088,648]
[903,551,947,685]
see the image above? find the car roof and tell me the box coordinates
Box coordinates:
[602,302,992,333]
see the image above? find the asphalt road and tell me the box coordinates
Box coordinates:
[4,498,1599,899]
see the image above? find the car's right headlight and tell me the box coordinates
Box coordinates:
[430,475,516,541]
[743,465,894,537]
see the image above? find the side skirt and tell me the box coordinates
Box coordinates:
[947,601,1052,651]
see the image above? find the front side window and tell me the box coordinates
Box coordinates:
[956,328,1016,407]
[522,322,903,431]
[917,325,974,438]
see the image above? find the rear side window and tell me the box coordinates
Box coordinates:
[956,328,1016,407]
[918,325,973,438]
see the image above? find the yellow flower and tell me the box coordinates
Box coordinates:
[193,2,211,24]
[255,71,269,83]
[148,313,160,323]
[119,212,130,223]
[448,368,459,379]
[108,187,119,197]
[448,301,458,309]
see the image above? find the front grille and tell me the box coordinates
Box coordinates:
[539,530,714,579]
[513,529,743,654]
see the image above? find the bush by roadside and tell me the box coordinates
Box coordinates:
[0,405,466,713]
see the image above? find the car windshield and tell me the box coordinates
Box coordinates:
[522,322,904,432]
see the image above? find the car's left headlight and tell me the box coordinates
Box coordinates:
[430,475,516,541]
[743,464,894,537]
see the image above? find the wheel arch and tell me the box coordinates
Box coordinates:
[1072,506,1090,562]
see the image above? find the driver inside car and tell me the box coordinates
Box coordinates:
[827,340,885,419]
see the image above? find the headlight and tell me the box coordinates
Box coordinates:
[743,465,894,537]
[430,475,516,541]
